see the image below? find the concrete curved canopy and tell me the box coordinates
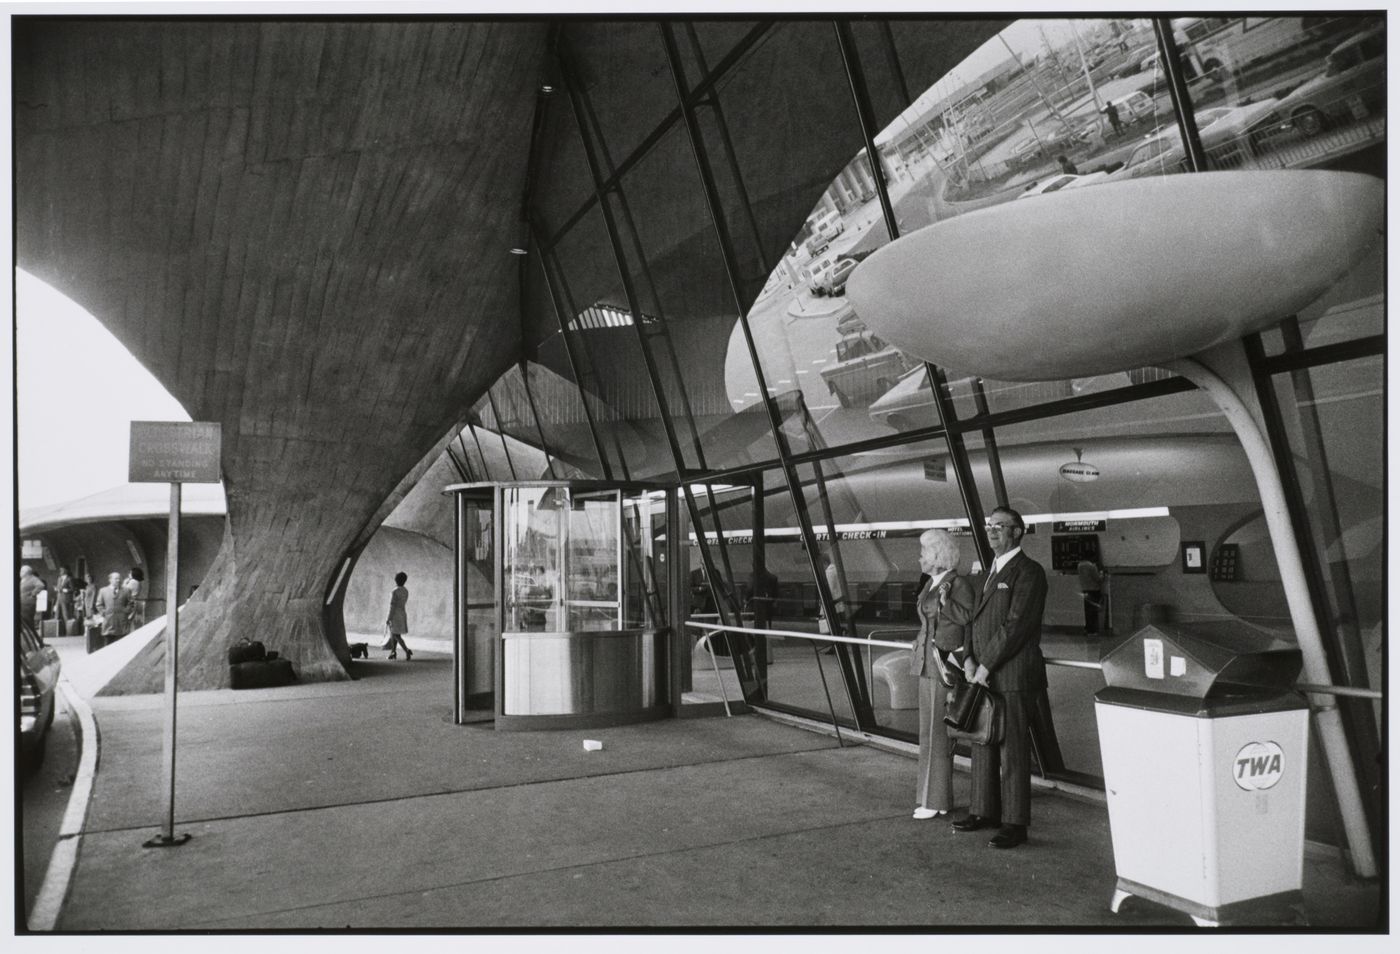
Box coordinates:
[15,20,547,689]
[14,17,1008,692]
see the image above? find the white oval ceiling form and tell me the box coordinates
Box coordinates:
[845,171,1383,382]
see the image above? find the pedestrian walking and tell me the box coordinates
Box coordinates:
[384,571,413,660]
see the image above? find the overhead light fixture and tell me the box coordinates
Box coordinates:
[508,247,528,256]
[540,84,555,94]
[1059,447,1100,482]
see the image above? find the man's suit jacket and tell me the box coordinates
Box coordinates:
[909,572,976,679]
[94,584,133,636]
[964,551,1048,692]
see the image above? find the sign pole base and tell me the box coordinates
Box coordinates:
[142,832,192,849]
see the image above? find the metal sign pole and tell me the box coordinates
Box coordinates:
[128,420,218,849]
[144,481,190,848]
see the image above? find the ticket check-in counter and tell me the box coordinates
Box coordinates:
[450,481,674,730]
[1095,622,1308,926]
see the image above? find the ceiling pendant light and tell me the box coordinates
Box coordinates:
[1059,447,1100,482]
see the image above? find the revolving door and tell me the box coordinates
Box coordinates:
[451,481,675,730]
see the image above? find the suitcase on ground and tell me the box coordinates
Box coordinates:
[41,619,60,640]
[227,638,267,665]
[229,658,297,690]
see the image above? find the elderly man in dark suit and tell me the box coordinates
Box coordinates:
[951,506,1048,849]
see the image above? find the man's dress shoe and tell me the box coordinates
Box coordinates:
[988,824,1028,849]
[950,814,998,832]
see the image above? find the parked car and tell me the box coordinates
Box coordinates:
[832,298,867,336]
[19,617,62,770]
[1249,26,1385,140]
[1017,170,1111,199]
[1105,91,1160,126]
[806,252,837,295]
[867,365,933,431]
[826,257,860,296]
[819,331,914,408]
[1109,100,1278,179]
[1112,45,1158,78]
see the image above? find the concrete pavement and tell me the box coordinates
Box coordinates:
[37,643,1383,931]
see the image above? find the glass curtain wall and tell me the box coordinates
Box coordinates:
[453,17,1383,847]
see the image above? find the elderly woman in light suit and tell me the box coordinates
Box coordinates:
[909,528,976,818]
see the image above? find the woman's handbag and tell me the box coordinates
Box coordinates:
[943,680,1005,746]
[380,625,395,650]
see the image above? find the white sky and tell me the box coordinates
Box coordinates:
[13,269,192,510]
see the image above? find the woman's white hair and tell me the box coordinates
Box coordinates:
[918,528,960,571]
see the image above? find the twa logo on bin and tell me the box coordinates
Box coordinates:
[1233,741,1285,791]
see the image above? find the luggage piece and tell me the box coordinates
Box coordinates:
[229,658,297,690]
[227,639,267,665]
[41,619,60,640]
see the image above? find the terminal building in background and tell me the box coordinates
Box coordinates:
[14,14,1385,877]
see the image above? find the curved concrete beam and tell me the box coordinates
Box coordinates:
[16,21,548,690]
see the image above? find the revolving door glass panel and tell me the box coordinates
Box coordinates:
[505,486,564,633]
[565,490,621,630]
[456,490,495,721]
[494,483,672,729]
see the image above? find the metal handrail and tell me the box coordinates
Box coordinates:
[863,628,918,641]
[1296,683,1382,701]
[686,621,1384,702]
[692,630,732,716]
[684,619,911,650]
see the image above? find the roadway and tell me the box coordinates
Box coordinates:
[20,658,82,928]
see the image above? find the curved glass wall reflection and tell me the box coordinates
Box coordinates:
[1266,354,1383,721]
[1173,15,1384,174]
[742,18,1196,451]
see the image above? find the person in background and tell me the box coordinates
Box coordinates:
[78,568,99,644]
[1077,558,1105,635]
[818,552,847,654]
[385,571,413,660]
[1056,154,1079,175]
[56,565,78,635]
[1102,99,1122,136]
[95,570,134,647]
[952,507,1048,850]
[19,565,46,629]
[909,528,975,820]
[749,565,780,676]
[123,566,146,629]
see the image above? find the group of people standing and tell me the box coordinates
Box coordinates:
[909,507,1048,850]
[19,563,146,646]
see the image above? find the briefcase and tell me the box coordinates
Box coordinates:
[227,637,267,665]
[943,681,1005,746]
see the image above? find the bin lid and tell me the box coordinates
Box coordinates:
[1095,685,1308,718]
[1097,621,1303,698]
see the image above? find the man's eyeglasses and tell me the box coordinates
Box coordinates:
[985,522,1018,533]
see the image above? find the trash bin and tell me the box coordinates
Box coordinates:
[1094,621,1309,927]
